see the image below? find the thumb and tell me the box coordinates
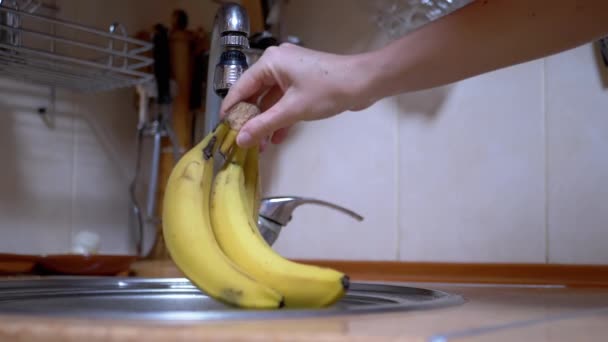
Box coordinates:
[237,95,297,148]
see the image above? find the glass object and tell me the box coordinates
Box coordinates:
[367,0,473,39]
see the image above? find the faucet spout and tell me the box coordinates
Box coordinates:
[256,196,364,246]
[259,197,364,226]
[203,2,250,136]
[214,2,250,36]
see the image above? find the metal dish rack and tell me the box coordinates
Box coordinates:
[0,1,153,92]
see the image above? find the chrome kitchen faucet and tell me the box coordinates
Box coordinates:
[204,2,364,245]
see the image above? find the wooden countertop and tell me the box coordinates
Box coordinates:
[0,261,606,341]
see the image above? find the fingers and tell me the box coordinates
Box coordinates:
[220,45,297,148]
[243,87,289,148]
[259,86,283,112]
[220,60,274,118]
[236,94,297,148]
[259,87,288,145]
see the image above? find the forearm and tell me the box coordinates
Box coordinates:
[361,0,608,99]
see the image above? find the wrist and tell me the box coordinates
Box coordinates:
[347,49,397,110]
[355,35,425,105]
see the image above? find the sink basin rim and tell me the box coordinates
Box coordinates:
[0,277,465,322]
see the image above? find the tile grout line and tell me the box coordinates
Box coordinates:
[542,58,550,264]
[70,99,78,251]
[395,108,401,261]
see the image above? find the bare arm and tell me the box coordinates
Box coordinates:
[221,0,608,148]
[365,0,608,99]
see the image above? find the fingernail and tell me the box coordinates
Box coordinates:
[237,131,252,147]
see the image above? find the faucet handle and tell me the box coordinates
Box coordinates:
[258,196,364,226]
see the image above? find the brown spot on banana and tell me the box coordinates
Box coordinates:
[220,288,244,302]
[203,136,217,160]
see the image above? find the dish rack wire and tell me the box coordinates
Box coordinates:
[0,2,153,92]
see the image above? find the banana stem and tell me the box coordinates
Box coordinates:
[219,129,237,156]
[232,146,248,166]
[203,123,229,160]
[219,101,261,157]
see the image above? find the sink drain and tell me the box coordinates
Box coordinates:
[0,277,464,321]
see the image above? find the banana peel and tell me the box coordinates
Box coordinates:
[163,101,350,309]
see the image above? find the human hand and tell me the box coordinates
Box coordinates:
[220,43,379,148]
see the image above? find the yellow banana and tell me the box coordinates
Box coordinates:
[210,146,350,308]
[241,146,283,249]
[219,129,237,157]
[162,123,284,309]
[242,146,262,221]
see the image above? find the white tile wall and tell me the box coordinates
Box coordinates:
[261,100,399,260]
[1,0,607,264]
[546,43,608,265]
[71,114,133,255]
[397,59,546,263]
[0,79,73,254]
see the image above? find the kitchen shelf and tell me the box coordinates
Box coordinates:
[0,4,153,92]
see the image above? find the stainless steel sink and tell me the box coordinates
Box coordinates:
[0,277,464,321]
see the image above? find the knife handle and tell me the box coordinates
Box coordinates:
[153,24,171,105]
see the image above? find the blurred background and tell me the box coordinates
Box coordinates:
[0,0,607,277]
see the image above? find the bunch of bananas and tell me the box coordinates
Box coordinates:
[161,102,350,309]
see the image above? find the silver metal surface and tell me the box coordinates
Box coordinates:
[0,5,153,92]
[220,34,249,48]
[203,2,250,136]
[214,62,245,92]
[0,0,20,46]
[216,2,249,37]
[146,127,162,218]
[129,126,146,256]
[367,0,473,40]
[129,113,180,256]
[257,197,364,245]
[257,215,282,246]
[0,277,464,321]
[259,196,364,227]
